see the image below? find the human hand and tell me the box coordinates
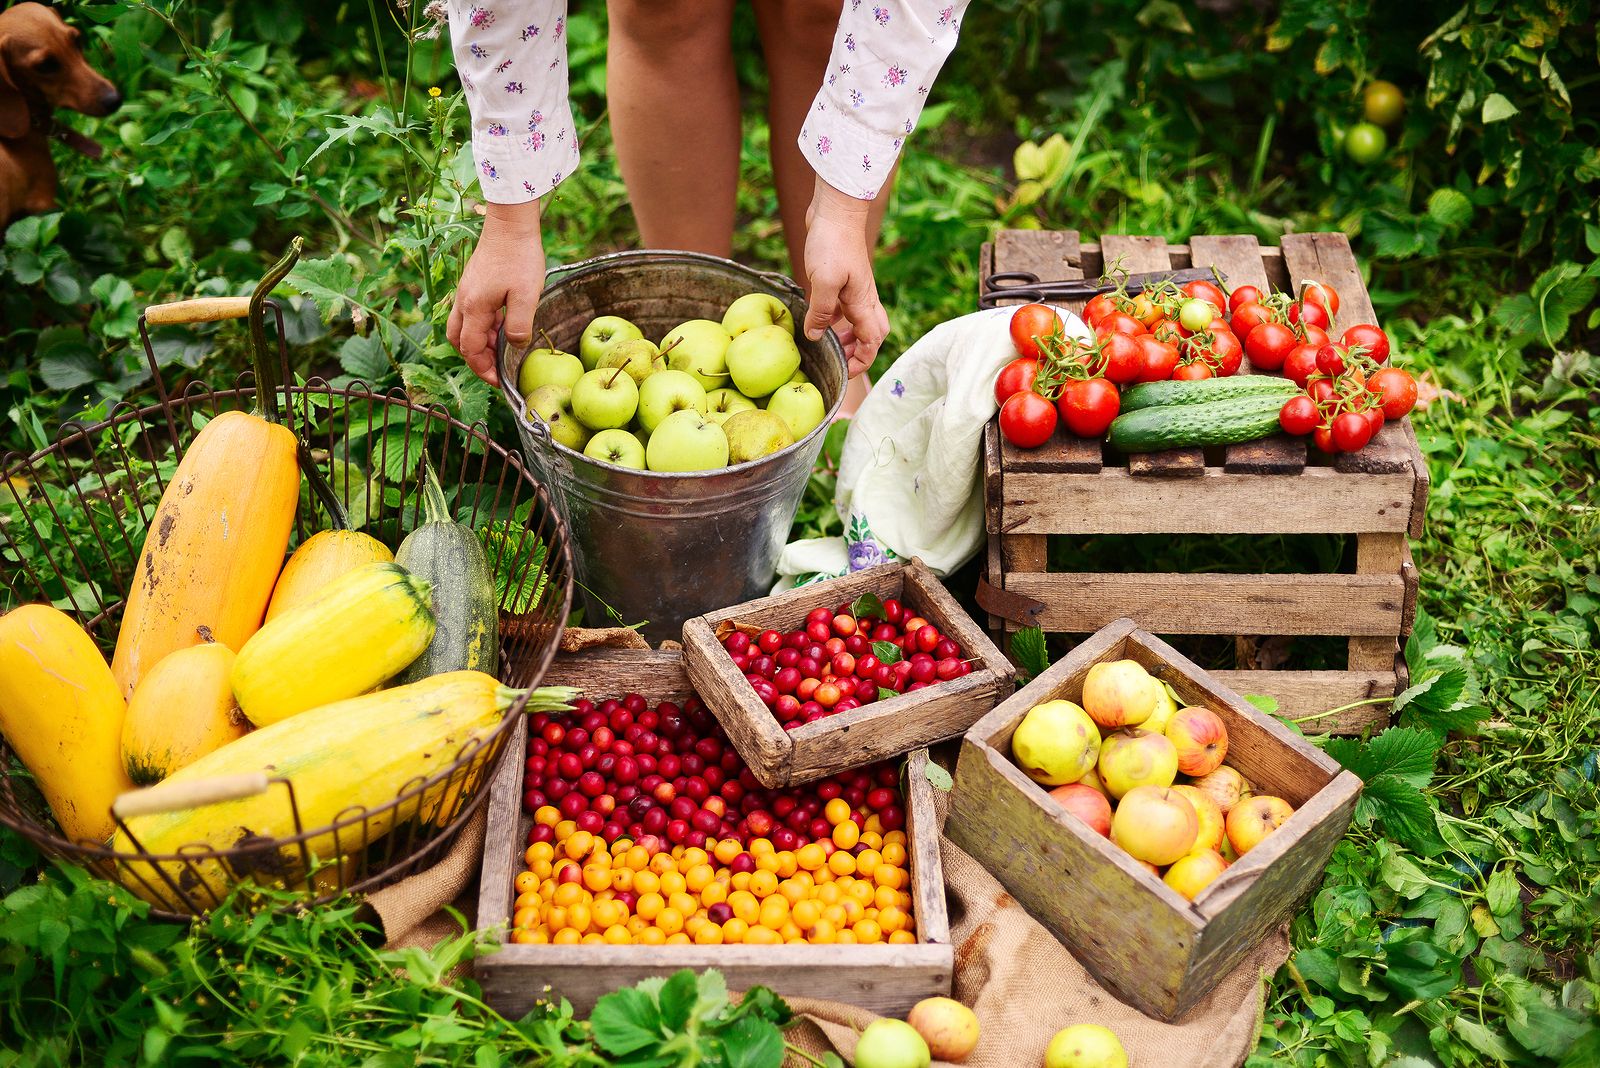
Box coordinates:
[447,200,546,386]
[802,176,889,378]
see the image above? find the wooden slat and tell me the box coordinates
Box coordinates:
[982,418,1002,535]
[1003,467,1417,535]
[1398,416,1430,539]
[1004,571,1405,637]
[1190,234,1308,474]
[1349,532,1408,671]
[1209,669,1395,734]
[1103,234,1205,477]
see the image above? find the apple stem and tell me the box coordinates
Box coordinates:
[538,327,557,351]
[660,336,683,356]
[607,365,627,387]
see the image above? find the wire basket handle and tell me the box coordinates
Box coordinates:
[112,772,272,820]
[144,297,253,325]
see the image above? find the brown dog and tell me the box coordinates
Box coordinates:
[0,3,120,225]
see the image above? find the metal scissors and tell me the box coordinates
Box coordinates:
[979,266,1227,309]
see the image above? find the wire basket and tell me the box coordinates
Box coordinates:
[0,291,574,919]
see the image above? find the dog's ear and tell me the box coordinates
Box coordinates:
[0,38,30,139]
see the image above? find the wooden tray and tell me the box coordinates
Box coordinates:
[946,618,1361,1021]
[681,559,1014,788]
[981,231,1428,732]
[476,648,955,1018]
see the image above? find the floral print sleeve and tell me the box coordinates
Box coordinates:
[446,1,581,204]
[800,1,970,201]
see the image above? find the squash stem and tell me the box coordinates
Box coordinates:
[247,238,302,427]
[418,457,453,526]
[496,685,579,714]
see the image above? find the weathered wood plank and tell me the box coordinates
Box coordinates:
[1128,450,1206,477]
[1003,571,1406,637]
[1003,468,1417,535]
[1209,669,1395,734]
[1349,532,1408,671]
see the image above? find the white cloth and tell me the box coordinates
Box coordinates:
[775,305,1090,588]
[445,0,970,204]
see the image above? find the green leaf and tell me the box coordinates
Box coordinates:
[339,334,391,382]
[656,969,699,1031]
[850,593,885,620]
[401,362,494,428]
[1485,865,1520,916]
[1359,776,1440,850]
[1010,626,1049,681]
[1325,727,1440,789]
[1560,1031,1600,1068]
[1381,941,1460,1002]
[924,762,953,792]
[1426,188,1473,229]
[1245,694,1280,714]
[1501,978,1595,1059]
[1379,852,1432,899]
[287,256,358,322]
[720,1015,784,1068]
[1135,0,1193,34]
[590,986,661,1055]
[1481,93,1519,123]
[1393,667,1468,718]
[872,641,902,665]
[1455,1016,1520,1060]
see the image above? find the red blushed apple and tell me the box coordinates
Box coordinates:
[1171,784,1225,853]
[1226,795,1295,855]
[1189,765,1247,815]
[1080,659,1157,729]
[1164,849,1228,900]
[1166,706,1229,776]
[1110,785,1198,866]
[1048,783,1113,838]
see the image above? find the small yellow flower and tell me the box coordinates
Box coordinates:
[428,86,442,98]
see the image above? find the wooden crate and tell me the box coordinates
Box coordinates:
[946,618,1361,1021]
[681,558,1014,788]
[476,648,954,1018]
[980,231,1427,733]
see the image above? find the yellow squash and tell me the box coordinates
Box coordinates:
[266,530,393,622]
[231,561,435,727]
[121,630,251,785]
[0,605,135,842]
[110,409,299,699]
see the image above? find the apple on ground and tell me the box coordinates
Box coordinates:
[1080,660,1157,729]
[1110,785,1198,866]
[1047,783,1112,838]
[853,1018,931,1068]
[1141,678,1179,735]
[578,315,643,370]
[1226,795,1294,855]
[1166,706,1229,776]
[704,388,757,426]
[570,367,640,430]
[645,409,729,472]
[722,409,795,464]
[1164,849,1228,901]
[1189,765,1248,814]
[583,428,647,469]
[1011,700,1101,786]
[1171,784,1225,853]
[525,384,591,451]
[1044,1024,1128,1068]
[517,347,584,395]
[662,319,734,391]
[1096,727,1178,798]
[637,370,709,434]
[766,382,827,440]
[598,338,665,385]
[726,323,801,397]
[722,292,795,338]
[904,997,979,1064]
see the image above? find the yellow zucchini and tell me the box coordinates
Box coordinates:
[266,531,394,622]
[121,629,250,785]
[0,604,135,842]
[231,561,435,727]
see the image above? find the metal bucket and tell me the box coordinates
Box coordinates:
[498,250,847,644]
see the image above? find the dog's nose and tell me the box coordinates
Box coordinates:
[97,87,123,115]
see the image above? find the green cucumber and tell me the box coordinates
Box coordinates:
[394,462,499,683]
[1120,376,1299,412]
[1109,395,1288,452]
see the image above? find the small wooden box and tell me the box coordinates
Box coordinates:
[476,647,955,1018]
[946,618,1361,1021]
[681,559,1014,788]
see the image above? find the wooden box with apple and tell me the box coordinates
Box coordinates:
[946,617,1362,1021]
[980,230,1426,734]
[680,558,1014,789]
[476,646,955,1018]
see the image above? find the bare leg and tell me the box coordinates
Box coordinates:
[607,0,741,255]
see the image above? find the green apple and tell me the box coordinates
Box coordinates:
[722,292,795,338]
[516,347,584,395]
[578,315,643,370]
[637,369,708,434]
[661,319,733,391]
[788,367,811,386]
[570,367,640,430]
[645,409,729,472]
[524,384,591,451]
[597,338,665,386]
[764,382,827,440]
[726,324,801,398]
[722,409,795,464]
[704,388,757,426]
[583,428,647,470]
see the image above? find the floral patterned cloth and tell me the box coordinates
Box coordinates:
[446,1,969,204]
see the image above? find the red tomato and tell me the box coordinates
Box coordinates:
[1209,331,1244,376]
[1008,304,1063,359]
[1289,300,1331,331]
[1313,424,1338,454]
[1101,333,1145,384]
[1342,323,1390,363]
[1331,411,1372,452]
[1302,281,1341,318]
[1182,279,1228,309]
[1368,367,1418,419]
[1057,378,1121,438]
[1307,378,1337,405]
[998,390,1058,448]
[1095,311,1146,338]
[1150,320,1182,344]
[1283,344,1320,387]
[993,357,1040,406]
[1244,322,1297,371]
[1364,406,1386,437]
[1136,336,1180,382]
[1298,324,1330,348]
[1279,395,1319,436]
[1083,293,1119,327]
[1172,361,1213,381]
[1316,344,1348,377]
[1229,301,1272,337]
[1228,285,1264,314]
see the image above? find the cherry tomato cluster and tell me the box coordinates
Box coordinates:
[1273,326,1418,453]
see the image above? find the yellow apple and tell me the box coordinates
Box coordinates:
[905,997,979,1063]
[1110,785,1198,866]
[1076,763,1109,797]
[1045,1024,1128,1068]
[1166,706,1229,776]
[1080,660,1157,729]
[1011,700,1101,786]
[1189,765,1247,814]
[1171,784,1225,853]
[1097,728,1178,799]
[1164,849,1228,901]
[1141,678,1179,735]
[1226,794,1295,855]
[1048,783,1112,838]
